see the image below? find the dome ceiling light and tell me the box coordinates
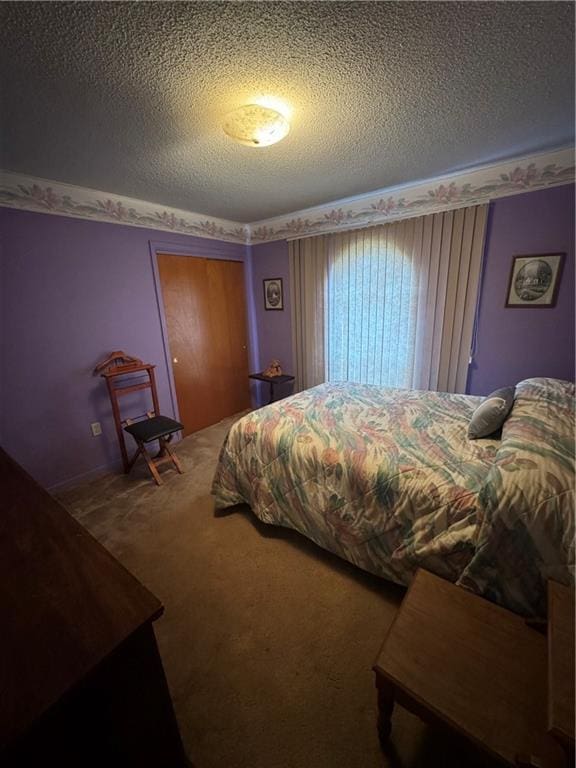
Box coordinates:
[223,104,290,147]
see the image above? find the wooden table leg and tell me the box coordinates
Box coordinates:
[376,675,395,746]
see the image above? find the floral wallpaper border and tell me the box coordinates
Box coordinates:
[0,172,249,244]
[1,147,573,245]
[249,146,575,243]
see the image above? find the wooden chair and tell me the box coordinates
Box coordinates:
[94,352,184,486]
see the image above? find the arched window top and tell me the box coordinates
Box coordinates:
[327,224,417,388]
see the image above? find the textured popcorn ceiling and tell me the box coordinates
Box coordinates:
[0,2,574,223]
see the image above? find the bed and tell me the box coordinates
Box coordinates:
[211,377,575,616]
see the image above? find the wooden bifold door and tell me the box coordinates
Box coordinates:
[157,253,251,436]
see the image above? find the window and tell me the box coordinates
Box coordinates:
[290,205,487,394]
[326,227,417,388]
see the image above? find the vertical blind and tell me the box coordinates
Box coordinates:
[289,234,328,390]
[289,205,488,394]
[327,219,419,388]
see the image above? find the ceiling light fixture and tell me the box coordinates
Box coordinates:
[223,104,290,147]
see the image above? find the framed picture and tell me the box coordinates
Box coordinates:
[263,277,284,311]
[505,253,565,308]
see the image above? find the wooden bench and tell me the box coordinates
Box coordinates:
[373,569,571,768]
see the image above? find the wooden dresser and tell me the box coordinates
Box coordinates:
[0,449,190,767]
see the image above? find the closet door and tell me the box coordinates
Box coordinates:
[157,254,251,436]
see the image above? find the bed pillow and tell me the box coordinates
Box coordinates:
[468,386,515,439]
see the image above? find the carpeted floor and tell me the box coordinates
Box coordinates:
[56,415,494,768]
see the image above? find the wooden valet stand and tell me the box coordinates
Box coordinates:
[94,352,184,486]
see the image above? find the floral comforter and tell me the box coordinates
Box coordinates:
[211,378,574,616]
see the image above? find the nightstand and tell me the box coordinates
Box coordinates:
[249,372,295,404]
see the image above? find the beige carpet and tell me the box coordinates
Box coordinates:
[57,416,493,768]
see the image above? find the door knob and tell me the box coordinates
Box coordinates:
[173,357,178,363]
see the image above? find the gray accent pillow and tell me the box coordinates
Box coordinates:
[468,386,515,439]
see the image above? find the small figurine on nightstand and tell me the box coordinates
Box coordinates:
[263,359,283,377]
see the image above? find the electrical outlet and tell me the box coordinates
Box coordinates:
[90,422,102,437]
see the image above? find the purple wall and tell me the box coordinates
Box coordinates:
[250,240,293,405]
[248,184,575,400]
[0,208,254,488]
[467,184,575,394]
[1,183,573,488]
